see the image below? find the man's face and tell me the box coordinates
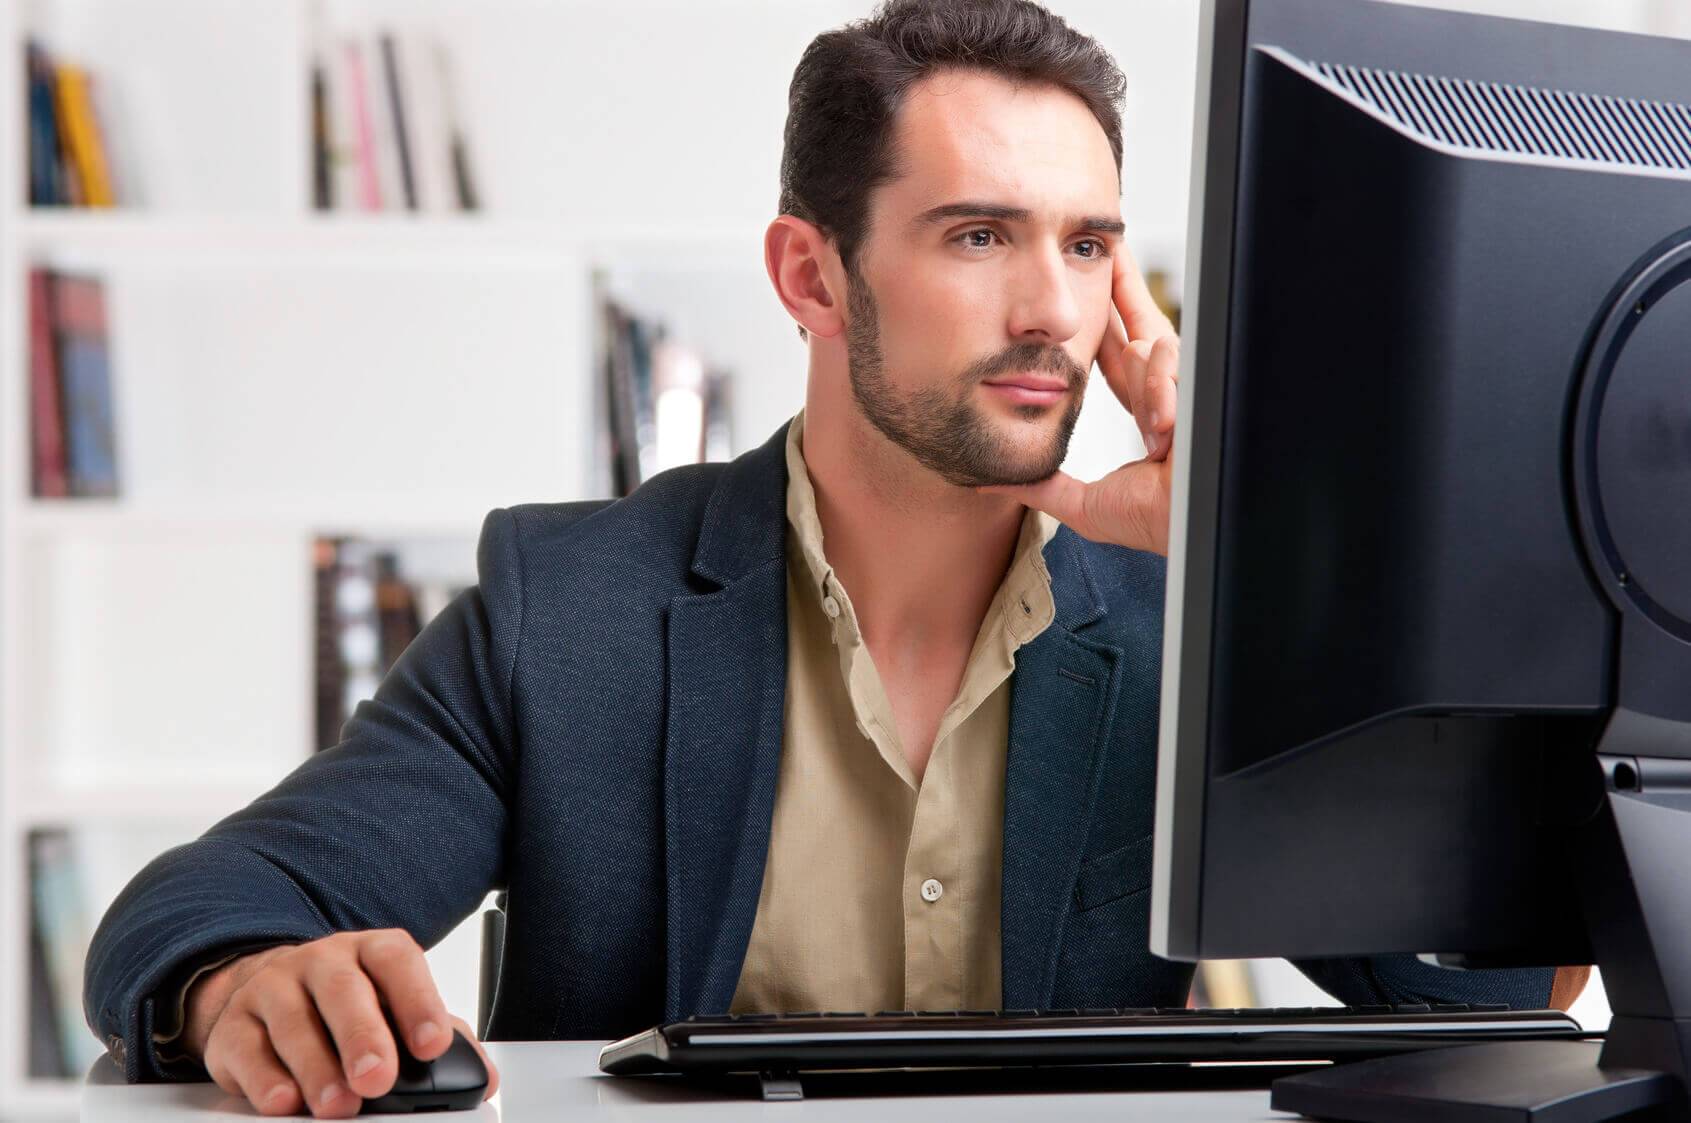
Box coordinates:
[843,68,1123,488]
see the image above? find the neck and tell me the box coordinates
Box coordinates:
[800,373,1027,652]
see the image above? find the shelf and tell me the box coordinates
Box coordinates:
[3,498,535,540]
[7,785,284,831]
[9,210,771,266]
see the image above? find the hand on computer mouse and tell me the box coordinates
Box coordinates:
[360,1010,490,1114]
[183,928,499,1118]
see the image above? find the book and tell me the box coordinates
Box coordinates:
[313,537,469,750]
[652,333,706,474]
[601,302,642,496]
[379,33,419,211]
[703,369,735,462]
[51,63,116,206]
[28,268,70,497]
[397,31,454,212]
[432,41,479,210]
[599,298,737,494]
[27,896,65,1077]
[50,272,119,497]
[375,552,422,671]
[343,40,383,211]
[314,538,348,751]
[311,57,333,210]
[29,829,105,1077]
[26,41,67,206]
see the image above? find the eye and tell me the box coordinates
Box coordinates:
[956,229,999,250]
[1071,239,1108,260]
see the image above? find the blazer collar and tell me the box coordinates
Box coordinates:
[688,421,791,588]
[1045,522,1110,633]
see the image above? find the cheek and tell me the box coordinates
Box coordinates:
[875,264,998,360]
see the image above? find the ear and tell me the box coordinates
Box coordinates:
[765,215,847,339]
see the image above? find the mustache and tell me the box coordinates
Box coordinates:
[961,342,1088,389]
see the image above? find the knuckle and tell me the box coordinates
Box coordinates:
[322,964,369,996]
[266,1004,321,1047]
[363,927,420,958]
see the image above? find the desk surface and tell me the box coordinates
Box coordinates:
[83,1041,1299,1121]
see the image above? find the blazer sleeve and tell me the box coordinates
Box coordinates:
[1293,955,1555,1009]
[82,507,528,1082]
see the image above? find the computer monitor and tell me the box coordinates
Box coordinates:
[1150,0,1691,1115]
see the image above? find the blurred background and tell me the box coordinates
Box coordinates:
[3,0,1682,1114]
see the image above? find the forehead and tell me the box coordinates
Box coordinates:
[880,68,1120,222]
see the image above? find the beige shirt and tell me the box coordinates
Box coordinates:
[729,412,1058,1014]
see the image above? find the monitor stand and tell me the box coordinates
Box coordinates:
[1272,725,1691,1122]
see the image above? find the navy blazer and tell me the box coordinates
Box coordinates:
[85,421,1553,1081]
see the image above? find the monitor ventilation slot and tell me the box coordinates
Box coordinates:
[1310,60,1691,172]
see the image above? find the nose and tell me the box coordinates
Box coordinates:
[1006,240,1083,345]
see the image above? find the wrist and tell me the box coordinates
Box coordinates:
[181,945,288,1060]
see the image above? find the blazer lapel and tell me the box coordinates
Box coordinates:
[1001,530,1123,1010]
[663,425,790,1019]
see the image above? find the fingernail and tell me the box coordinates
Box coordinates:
[320,1082,348,1108]
[1147,410,1161,429]
[350,1053,381,1078]
[263,1084,293,1109]
[415,1021,442,1048]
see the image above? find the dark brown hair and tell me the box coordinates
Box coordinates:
[780,0,1126,334]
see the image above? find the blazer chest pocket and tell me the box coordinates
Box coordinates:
[1072,835,1154,912]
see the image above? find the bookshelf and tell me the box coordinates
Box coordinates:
[5,0,1649,1114]
[0,0,817,1112]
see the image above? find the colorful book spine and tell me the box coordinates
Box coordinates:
[28,269,70,498]
[51,64,115,206]
[50,273,120,497]
[26,41,66,206]
[29,829,105,1076]
[344,41,384,211]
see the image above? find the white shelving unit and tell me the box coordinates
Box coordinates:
[0,0,821,1114]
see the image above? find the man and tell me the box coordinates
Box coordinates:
[86,1,1579,1117]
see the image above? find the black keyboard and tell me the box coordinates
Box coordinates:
[599,1004,1589,1080]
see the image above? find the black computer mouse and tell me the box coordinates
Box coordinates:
[359,1013,489,1114]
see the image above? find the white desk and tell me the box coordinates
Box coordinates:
[82,1041,1299,1121]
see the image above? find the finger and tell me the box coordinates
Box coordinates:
[206,1010,305,1117]
[1113,241,1177,343]
[1143,336,1181,459]
[448,1014,501,1100]
[250,979,361,1118]
[357,929,452,1061]
[983,471,1094,537]
[1094,301,1136,412]
[304,952,398,1100]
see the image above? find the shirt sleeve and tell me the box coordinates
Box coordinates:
[1292,954,1555,1009]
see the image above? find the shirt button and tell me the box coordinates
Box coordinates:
[920,878,944,903]
[822,595,841,618]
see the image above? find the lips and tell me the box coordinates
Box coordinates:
[981,375,1070,407]
[981,375,1070,392]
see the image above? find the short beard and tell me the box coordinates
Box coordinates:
[843,265,1087,488]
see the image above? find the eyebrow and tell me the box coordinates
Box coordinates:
[911,201,1127,237]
